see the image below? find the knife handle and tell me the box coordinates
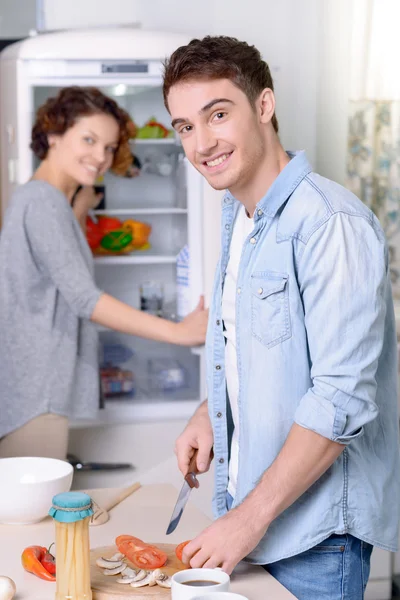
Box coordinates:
[185,449,200,489]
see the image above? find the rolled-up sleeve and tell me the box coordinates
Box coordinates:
[294,212,388,443]
[24,191,102,319]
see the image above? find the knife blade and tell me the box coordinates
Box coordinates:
[166,449,199,535]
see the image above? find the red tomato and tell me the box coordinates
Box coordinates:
[116,535,147,555]
[97,216,123,235]
[131,546,168,570]
[175,540,191,563]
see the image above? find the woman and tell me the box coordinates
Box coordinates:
[0,86,208,460]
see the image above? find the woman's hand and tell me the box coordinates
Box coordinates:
[72,186,103,233]
[73,186,104,212]
[174,296,209,346]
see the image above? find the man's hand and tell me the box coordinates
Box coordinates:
[182,503,268,574]
[182,424,344,574]
[175,400,214,475]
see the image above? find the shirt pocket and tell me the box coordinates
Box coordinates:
[251,271,291,348]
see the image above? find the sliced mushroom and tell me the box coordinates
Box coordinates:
[110,552,125,561]
[103,564,127,576]
[131,569,148,582]
[96,557,124,569]
[116,575,136,584]
[148,570,159,587]
[116,567,138,583]
[155,572,172,588]
[130,572,154,588]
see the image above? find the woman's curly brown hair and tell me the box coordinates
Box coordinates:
[31,86,136,175]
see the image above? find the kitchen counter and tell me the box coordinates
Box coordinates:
[0,483,297,599]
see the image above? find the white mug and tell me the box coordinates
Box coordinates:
[192,594,249,600]
[171,568,230,600]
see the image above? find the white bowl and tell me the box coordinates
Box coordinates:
[0,457,73,524]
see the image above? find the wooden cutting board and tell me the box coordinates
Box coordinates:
[90,544,186,599]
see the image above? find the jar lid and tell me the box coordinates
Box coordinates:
[49,491,94,523]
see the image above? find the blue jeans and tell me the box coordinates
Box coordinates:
[227,494,373,599]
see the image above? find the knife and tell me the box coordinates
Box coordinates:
[166,449,199,535]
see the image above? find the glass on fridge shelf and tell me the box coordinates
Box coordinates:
[100,342,135,399]
[139,151,174,177]
[147,358,188,393]
[140,281,164,316]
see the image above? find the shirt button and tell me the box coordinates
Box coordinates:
[225,224,230,230]
[257,209,263,216]
[258,287,263,295]
[216,411,222,418]
[237,287,241,294]
[250,237,256,244]
[216,319,221,326]
[219,458,225,464]
[215,364,221,371]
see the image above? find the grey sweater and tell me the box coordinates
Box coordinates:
[0,180,103,438]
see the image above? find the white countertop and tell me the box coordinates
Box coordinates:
[0,484,296,600]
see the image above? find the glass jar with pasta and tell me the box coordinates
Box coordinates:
[49,491,94,600]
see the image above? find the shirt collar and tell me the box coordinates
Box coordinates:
[222,151,312,218]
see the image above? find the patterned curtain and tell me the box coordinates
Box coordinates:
[346,0,400,294]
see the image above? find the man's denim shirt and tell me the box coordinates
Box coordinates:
[206,151,400,564]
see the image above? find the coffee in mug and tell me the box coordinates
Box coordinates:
[171,568,230,600]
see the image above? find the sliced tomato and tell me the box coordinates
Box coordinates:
[116,535,147,554]
[131,546,168,570]
[175,540,191,562]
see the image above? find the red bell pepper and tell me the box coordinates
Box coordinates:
[21,545,56,581]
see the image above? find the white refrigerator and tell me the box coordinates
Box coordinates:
[0,27,222,427]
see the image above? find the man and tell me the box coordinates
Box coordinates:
[162,36,400,599]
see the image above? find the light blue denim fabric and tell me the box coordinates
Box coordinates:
[227,492,373,598]
[206,151,400,564]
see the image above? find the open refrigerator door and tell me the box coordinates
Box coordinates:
[0,28,223,426]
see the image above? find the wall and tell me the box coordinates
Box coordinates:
[0,0,36,38]
[315,0,354,184]
[42,0,140,30]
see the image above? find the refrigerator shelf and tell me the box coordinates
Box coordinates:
[70,399,200,428]
[94,253,178,266]
[94,208,187,215]
[131,138,179,146]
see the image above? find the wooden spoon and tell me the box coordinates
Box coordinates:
[90,482,141,526]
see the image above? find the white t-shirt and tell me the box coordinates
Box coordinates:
[222,205,254,497]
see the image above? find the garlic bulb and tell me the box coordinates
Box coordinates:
[0,577,16,600]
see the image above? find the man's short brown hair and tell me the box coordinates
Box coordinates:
[163,35,278,133]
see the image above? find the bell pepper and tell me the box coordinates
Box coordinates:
[86,216,103,251]
[41,543,56,575]
[21,545,56,581]
[137,117,173,139]
[100,230,133,252]
[122,220,152,248]
[97,215,123,235]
